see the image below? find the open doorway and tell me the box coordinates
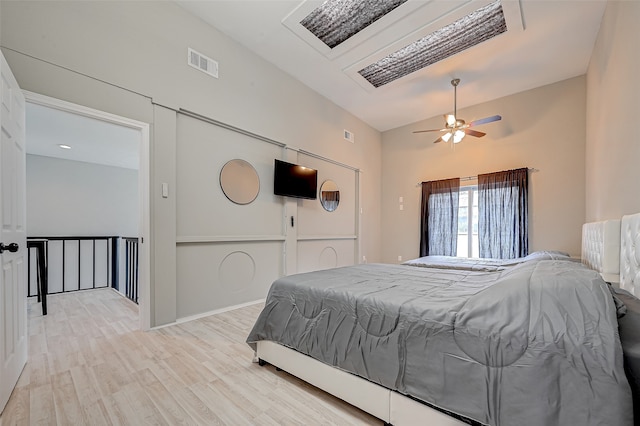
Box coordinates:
[23,91,150,330]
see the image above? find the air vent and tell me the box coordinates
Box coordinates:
[344,129,355,143]
[188,48,218,78]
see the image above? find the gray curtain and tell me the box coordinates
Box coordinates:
[420,178,460,256]
[478,168,528,259]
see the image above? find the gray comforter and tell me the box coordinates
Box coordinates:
[247,259,633,425]
[402,250,576,271]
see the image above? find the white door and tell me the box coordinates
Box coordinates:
[0,51,28,414]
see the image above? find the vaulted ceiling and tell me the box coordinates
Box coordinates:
[177,0,607,132]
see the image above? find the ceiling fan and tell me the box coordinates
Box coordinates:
[413,78,501,144]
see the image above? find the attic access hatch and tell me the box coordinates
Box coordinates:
[358,1,507,88]
[299,0,408,49]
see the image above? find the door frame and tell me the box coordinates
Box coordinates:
[23,91,151,331]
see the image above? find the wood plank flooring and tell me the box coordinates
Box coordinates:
[0,289,380,425]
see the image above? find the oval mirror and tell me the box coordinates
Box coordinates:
[220,159,260,205]
[320,180,340,212]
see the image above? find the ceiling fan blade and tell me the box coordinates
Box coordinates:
[413,128,447,134]
[469,115,501,127]
[465,129,486,138]
[433,136,444,143]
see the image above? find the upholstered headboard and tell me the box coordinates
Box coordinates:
[582,219,621,283]
[620,213,640,296]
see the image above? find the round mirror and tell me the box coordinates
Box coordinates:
[319,180,340,212]
[220,159,260,205]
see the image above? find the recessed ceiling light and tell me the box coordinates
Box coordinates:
[358,0,507,88]
[300,0,408,49]
[58,144,72,150]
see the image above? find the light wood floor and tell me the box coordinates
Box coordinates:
[1,289,380,425]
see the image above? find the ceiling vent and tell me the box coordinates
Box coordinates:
[188,48,219,78]
[344,129,355,143]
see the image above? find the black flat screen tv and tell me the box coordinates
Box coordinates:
[274,159,317,200]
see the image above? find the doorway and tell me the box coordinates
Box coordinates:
[23,91,151,330]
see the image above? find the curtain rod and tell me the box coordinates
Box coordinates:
[416,167,537,187]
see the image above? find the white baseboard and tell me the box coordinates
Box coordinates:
[150,298,265,330]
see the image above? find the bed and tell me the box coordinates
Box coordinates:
[582,219,621,284]
[247,216,640,426]
[403,250,576,271]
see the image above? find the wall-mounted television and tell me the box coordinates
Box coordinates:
[273,159,317,200]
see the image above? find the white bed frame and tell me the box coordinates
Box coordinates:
[620,212,640,296]
[582,219,621,283]
[255,213,640,425]
[582,212,640,295]
[256,340,466,426]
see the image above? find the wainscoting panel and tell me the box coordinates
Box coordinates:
[176,114,284,239]
[296,154,357,239]
[297,239,356,274]
[176,240,283,319]
[173,112,361,320]
[295,153,358,274]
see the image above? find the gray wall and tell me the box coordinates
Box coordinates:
[381,77,587,261]
[1,1,382,326]
[26,154,138,237]
[585,1,640,222]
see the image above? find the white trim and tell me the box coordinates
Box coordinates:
[179,108,285,148]
[22,90,152,331]
[176,235,286,244]
[296,235,357,241]
[298,149,360,172]
[23,91,146,131]
[151,299,266,330]
[178,109,360,173]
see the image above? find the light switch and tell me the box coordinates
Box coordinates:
[399,196,403,203]
[162,183,169,198]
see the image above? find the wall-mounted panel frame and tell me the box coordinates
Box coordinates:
[174,110,361,319]
[176,113,284,239]
[176,240,283,319]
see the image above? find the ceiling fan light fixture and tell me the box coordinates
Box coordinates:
[412,78,502,144]
[446,114,456,127]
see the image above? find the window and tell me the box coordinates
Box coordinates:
[421,168,528,260]
[457,186,479,258]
